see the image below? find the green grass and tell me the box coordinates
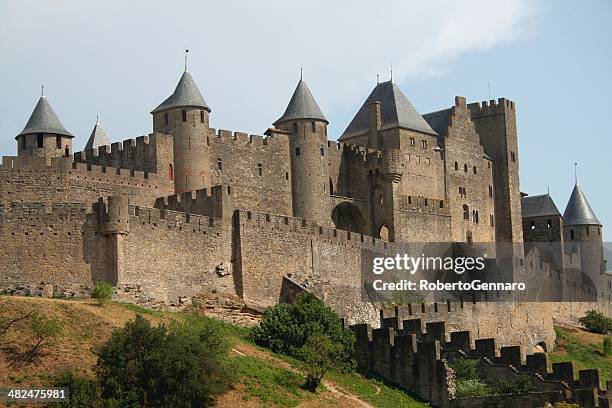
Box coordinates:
[550,327,612,384]
[235,355,311,407]
[115,301,167,317]
[326,370,430,408]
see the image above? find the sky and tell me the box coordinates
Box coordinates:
[0,0,610,238]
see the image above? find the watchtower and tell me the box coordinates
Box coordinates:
[273,78,331,226]
[152,69,211,193]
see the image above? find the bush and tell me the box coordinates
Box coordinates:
[301,332,343,391]
[91,281,113,305]
[492,374,535,395]
[604,336,612,357]
[95,314,234,407]
[455,379,489,397]
[251,293,355,371]
[579,310,612,334]
[29,312,63,354]
[49,371,101,407]
[449,357,480,381]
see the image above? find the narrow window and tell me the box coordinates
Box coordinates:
[463,204,469,220]
[489,185,493,197]
[200,110,205,123]
[164,113,169,126]
[311,121,316,132]
[293,122,298,133]
[329,177,334,195]
[320,147,324,157]
[64,147,69,157]
[37,133,43,148]
[488,162,491,168]
[570,229,575,240]
[530,221,535,230]
[416,156,420,164]
[473,165,477,174]
[475,211,479,223]
[424,198,428,206]
[408,196,412,204]
[257,163,263,177]
[464,163,468,172]
[182,110,187,122]
[285,172,289,180]
[598,228,601,236]
[217,158,222,171]
[168,164,174,181]
[547,220,552,228]
[426,158,430,165]
[295,147,300,156]
[458,186,462,195]
[410,137,415,146]
[511,151,516,162]
[422,140,427,149]
[21,136,26,150]
[454,161,458,170]
[56,135,61,149]
[227,186,231,194]
[490,214,494,226]
[439,200,444,209]
[586,226,590,235]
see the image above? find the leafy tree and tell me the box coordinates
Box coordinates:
[449,357,480,381]
[29,312,63,355]
[95,314,234,407]
[91,281,113,306]
[579,310,612,334]
[455,379,489,397]
[604,336,612,357]
[251,293,355,371]
[49,371,102,408]
[301,332,342,391]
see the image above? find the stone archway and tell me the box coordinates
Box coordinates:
[378,224,390,241]
[332,202,365,233]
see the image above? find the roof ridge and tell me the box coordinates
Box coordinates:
[151,70,209,114]
[274,79,327,125]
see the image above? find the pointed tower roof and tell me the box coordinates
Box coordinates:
[274,79,327,125]
[151,70,210,114]
[17,96,74,138]
[563,183,601,226]
[85,118,111,150]
[340,81,437,140]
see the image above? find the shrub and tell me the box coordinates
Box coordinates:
[492,374,535,395]
[579,310,612,334]
[301,332,343,391]
[49,371,101,408]
[251,293,355,371]
[455,379,489,397]
[95,314,234,407]
[29,312,63,355]
[604,336,612,357]
[91,281,113,305]
[449,357,480,381]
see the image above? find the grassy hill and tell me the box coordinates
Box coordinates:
[0,296,428,407]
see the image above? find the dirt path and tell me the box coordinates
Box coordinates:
[231,343,376,408]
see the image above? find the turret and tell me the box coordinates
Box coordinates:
[84,117,111,151]
[152,69,211,193]
[563,182,604,278]
[274,78,331,225]
[16,94,74,158]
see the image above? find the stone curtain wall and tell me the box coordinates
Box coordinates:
[0,156,173,208]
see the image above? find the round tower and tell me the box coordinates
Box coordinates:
[563,182,604,285]
[16,94,74,158]
[152,69,211,193]
[274,78,331,225]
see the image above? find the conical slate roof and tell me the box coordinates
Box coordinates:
[521,194,561,218]
[85,119,111,150]
[340,81,437,140]
[151,70,210,114]
[274,79,327,125]
[563,183,601,226]
[17,96,74,138]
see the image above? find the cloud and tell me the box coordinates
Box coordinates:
[0,0,537,151]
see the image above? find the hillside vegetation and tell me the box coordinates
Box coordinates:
[0,296,428,407]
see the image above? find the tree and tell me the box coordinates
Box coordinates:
[91,281,113,306]
[579,310,612,334]
[603,336,612,357]
[49,371,102,408]
[301,332,342,391]
[251,293,355,372]
[29,312,63,355]
[95,314,234,407]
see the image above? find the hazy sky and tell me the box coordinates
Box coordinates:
[1,0,610,237]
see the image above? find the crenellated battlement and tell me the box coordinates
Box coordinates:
[1,202,89,220]
[210,128,289,149]
[467,97,516,118]
[398,194,449,216]
[237,209,391,250]
[154,185,232,219]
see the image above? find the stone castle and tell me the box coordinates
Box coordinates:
[1,67,610,351]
